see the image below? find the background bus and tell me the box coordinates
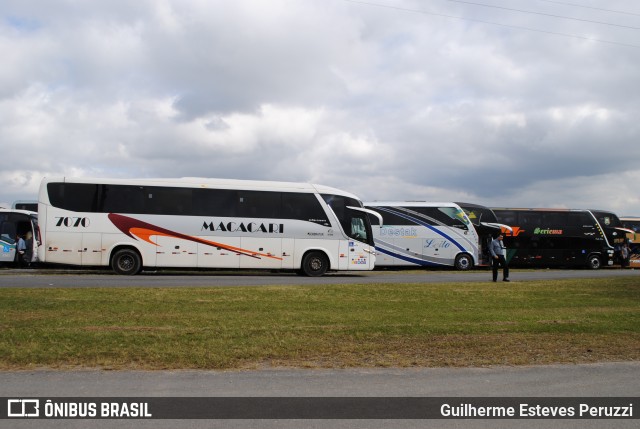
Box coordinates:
[620,216,640,267]
[491,208,622,269]
[364,201,486,270]
[37,177,379,276]
[0,209,40,267]
[12,200,38,212]
[590,210,634,265]
[455,202,512,265]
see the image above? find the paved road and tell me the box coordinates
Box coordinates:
[2,363,638,429]
[0,267,637,287]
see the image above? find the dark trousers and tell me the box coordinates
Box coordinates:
[15,252,26,268]
[492,255,509,281]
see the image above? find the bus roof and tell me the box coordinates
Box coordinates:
[40,176,360,200]
[0,208,37,216]
[12,200,38,211]
[455,202,491,209]
[364,201,462,207]
[492,207,597,213]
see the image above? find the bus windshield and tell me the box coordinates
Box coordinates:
[321,194,373,245]
[591,211,623,228]
[438,206,471,228]
[456,203,500,226]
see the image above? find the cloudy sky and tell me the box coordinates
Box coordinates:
[2,0,640,215]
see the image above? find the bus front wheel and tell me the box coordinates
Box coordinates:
[301,251,329,277]
[455,253,473,271]
[587,255,602,270]
[111,249,142,275]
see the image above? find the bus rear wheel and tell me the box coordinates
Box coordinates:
[111,249,142,275]
[301,251,329,277]
[454,253,473,271]
[587,255,601,270]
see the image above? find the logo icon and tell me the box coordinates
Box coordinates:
[7,399,40,417]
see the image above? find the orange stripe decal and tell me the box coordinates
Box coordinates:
[108,213,282,261]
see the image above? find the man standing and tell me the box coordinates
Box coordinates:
[490,233,510,282]
[620,243,630,268]
[15,233,27,268]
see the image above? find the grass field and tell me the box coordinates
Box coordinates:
[0,276,638,370]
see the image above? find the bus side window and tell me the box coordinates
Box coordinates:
[1,221,17,245]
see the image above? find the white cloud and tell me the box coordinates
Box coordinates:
[1,0,640,216]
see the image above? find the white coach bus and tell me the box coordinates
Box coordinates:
[38,177,381,276]
[364,201,507,270]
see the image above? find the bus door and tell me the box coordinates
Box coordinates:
[0,212,38,266]
[338,236,373,270]
[621,221,640,267]
[340,207,378,270]
[476,223,508,265]
[368,214,396,266]
[0,217,17,264]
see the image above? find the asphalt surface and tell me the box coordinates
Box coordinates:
[1,363,638,429]
[0,266,638,287]
[1,267,638,428]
